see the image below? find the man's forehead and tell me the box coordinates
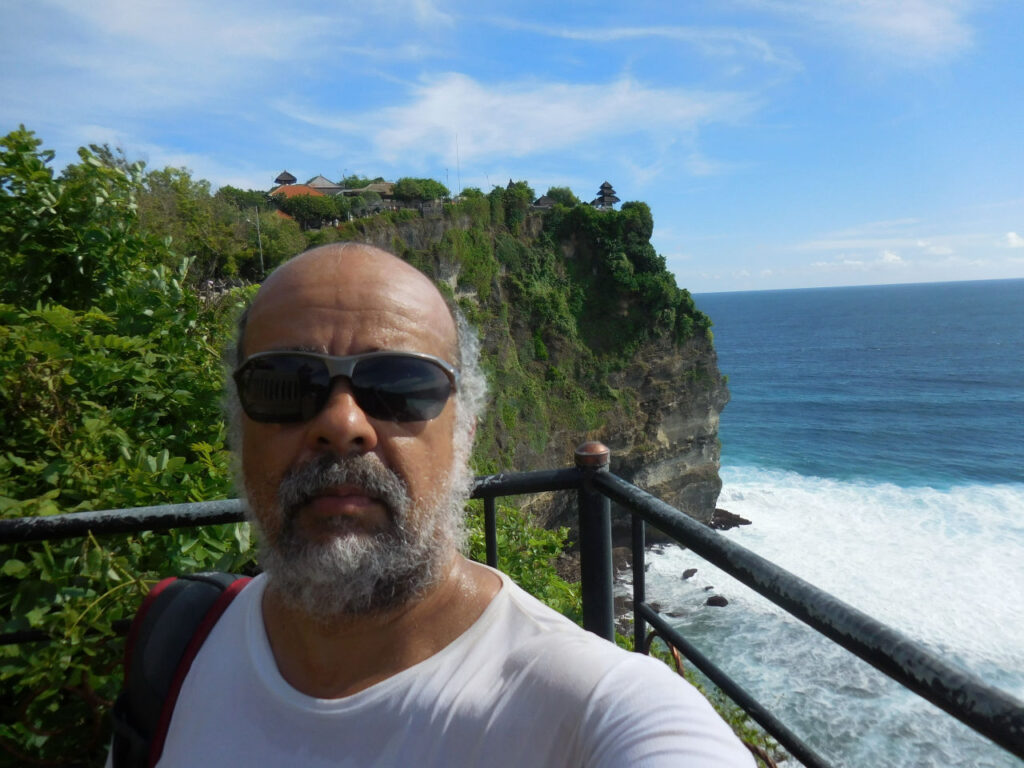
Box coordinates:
[248,244,457,354]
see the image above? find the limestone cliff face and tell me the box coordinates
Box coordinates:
[338,208,729,532]
[526,313,729,542]
[604,335,729,525]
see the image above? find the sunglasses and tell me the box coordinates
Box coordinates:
[233,350,459,423]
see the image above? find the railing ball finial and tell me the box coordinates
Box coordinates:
[575,441,610,469]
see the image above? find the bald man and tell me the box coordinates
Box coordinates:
[115,244,754,767]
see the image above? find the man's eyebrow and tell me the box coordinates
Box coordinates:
[267,344,327,354]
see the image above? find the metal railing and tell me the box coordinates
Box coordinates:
[2,441,1022,766]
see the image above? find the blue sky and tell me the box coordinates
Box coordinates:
[2,0,1022,292]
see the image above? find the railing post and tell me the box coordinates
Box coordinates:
[483,496,498,568]
[631,513,646,653]
[575,441,614,641]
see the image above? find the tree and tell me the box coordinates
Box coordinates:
[257,211,307,268]
[545,186,580,207]
[349,191,382,217]
[393,177,450,202]
[138,166,252,280]
[503,180,535,231]
[0,127,151,309]
[339,174,385,189]
[215,185,270,211]
[276,193,340,230]
[0,127,255,764]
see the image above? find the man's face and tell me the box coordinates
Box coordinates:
[237,245,466,615]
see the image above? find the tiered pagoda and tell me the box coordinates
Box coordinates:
[590,181,620,210]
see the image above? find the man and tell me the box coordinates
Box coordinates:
[141,243,754,766]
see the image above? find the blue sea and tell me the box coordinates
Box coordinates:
[644,279,1024,767]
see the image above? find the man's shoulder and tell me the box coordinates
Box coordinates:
[481,572,671,690]
[472,573,755,766]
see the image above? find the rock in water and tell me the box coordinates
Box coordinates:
[709,508,752,531]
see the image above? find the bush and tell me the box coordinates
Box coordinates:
[393,177,449,202]
[0,129,257,764]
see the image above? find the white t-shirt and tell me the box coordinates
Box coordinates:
[146,570,753,767]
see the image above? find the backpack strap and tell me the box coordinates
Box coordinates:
[111,572,252,768]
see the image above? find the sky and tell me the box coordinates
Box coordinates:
[2,0,1023,293]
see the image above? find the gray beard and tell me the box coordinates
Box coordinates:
[246,452,468,619]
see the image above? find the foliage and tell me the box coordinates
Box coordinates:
[138,166,254,280]
[445,192,489,229]
[275,193,344,231]
[255,211,307,271]
[486,186,505,228]
[339,174,386,189]
[544,186,580,207]
[465,502,580,621]
[0,129,257,764]
[545,201,711,351]
[214,185,270,212]
[392,177,450,202]
[502,180,535,231]
[0,127,148,310]
[348,191,382,217]
[440,227,496,300]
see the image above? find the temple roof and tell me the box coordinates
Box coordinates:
[269,184,326,198]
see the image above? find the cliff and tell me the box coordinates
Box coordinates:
[335,194,729,532]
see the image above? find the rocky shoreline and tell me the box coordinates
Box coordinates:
[555,507,753,632]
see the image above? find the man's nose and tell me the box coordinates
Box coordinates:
[306,379,379,455]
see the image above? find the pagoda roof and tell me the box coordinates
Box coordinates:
[274,170,297,185]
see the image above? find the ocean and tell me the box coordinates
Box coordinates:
[645,279,1024,767]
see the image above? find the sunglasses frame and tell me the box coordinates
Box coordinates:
[233,349,459,423]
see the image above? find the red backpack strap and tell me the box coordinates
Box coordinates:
[111,573,252,768]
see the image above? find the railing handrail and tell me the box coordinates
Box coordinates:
[3,457,1022,764]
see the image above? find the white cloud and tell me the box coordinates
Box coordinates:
[1005,232,1024,248]
[288,73,755,169]
[409,0,455,26]
[916,239,954,255]
[798,226,982,259]
[746,0,974,63]
[492,20,799,70]
[812,250,911,273]
[0,0,332,123]
[0,0,449,128]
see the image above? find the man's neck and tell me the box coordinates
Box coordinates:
[261,555,501,698]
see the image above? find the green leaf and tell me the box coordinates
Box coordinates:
[2,559,28,577]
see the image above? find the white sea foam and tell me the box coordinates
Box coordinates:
[641,466,1024,767]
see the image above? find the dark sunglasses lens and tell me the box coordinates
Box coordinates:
[351,356,453,421]
[236,355,331,422]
